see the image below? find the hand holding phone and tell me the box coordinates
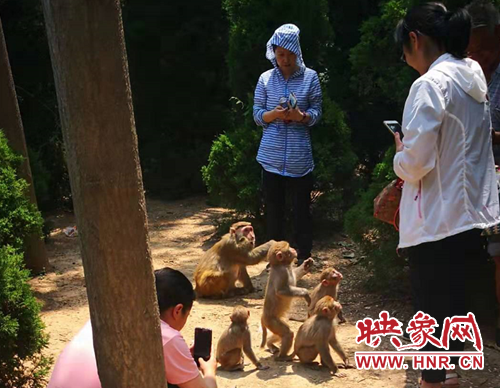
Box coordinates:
[193,327,212,367]
[383,120,404,139]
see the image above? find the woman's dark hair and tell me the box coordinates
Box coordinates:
[155,267,196,314]
[395,2,472,59]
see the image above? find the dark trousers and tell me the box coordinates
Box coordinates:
[262,169,313,262]
[408,229,485,383]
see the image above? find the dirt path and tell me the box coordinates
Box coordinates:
[31,197,500,388]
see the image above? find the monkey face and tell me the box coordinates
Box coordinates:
[321,268,343,287]
[229,221,255,249]
[230,222,255,250]
[278,247,296,264]
[268,241,296,265]
[240,225,255,247]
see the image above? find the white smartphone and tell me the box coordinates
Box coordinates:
[383,120,404,139]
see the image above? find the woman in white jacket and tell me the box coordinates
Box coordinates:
[394,3,499,388]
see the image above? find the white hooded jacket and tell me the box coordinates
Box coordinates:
[394,53,500,248]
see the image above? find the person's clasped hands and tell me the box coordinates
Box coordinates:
[271,105,305,123]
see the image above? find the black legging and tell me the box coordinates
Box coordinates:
[262,169,313,262]
[408,229,486,383]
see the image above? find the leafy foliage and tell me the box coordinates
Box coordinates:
[0,132,43,250]
[201,109,262,216]
[0,247,51,388]
[0,132,50,387]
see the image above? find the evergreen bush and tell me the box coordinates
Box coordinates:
[0,130,50,387]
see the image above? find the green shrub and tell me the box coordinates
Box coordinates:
[0,132,44,250]
[344,146,408,291]
[0,131,50,387]
[0,246,51,388]
[201,125,262,217]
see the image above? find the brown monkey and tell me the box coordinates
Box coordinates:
[216,306,268,371]
[294,296,347,376]
[308,268,345,323]
[260,241,313,360]
[194,222,274,298]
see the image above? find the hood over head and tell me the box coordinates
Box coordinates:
[431,53,488,103]
[266,24,305,71]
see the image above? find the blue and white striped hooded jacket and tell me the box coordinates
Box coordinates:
[253,24,322,177]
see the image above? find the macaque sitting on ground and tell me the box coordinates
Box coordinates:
[216,306,268,371]
[308,268,345,323]
[260,241,313,360]
[294,295,348,376]
[194,222,274,298]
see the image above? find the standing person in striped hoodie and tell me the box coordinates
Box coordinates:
[253,24,322,265]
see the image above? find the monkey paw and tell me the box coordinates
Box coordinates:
[256,364,270,370]
[303,258,314,271]
[340,359,354,369]
[331,371,347,378]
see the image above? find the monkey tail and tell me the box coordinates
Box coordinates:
[260,317,267,348]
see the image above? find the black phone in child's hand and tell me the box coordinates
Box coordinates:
[383,120,404,139]
[193,328,212,367]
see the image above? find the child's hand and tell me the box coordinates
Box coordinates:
[199,351,217,377]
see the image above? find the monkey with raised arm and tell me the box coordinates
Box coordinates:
[260,241,313,360]
[216,306,268,371]
[294,296,347,376]
[308,268,345,323]
[194,221,275,298]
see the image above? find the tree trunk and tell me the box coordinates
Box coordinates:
[0,18,50,274]
[41,1,167,387]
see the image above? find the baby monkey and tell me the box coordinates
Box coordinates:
[216,306,268,371]
[294,296,348,376]
[308,267,345,323]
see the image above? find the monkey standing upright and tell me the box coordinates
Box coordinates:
[308,268,345,323]
[194,222,275,298]
[216,306,268,371]
[294,295,348,376]
[260,241,313,360]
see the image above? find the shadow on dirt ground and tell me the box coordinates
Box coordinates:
[31,196,500,388]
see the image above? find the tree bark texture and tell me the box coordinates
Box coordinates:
[0,17,50,274]
[41,1,166,387]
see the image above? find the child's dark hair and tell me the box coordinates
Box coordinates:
[155,267,196,314]
[395,2,472,59]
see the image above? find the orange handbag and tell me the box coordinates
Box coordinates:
[373,178,404,231]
